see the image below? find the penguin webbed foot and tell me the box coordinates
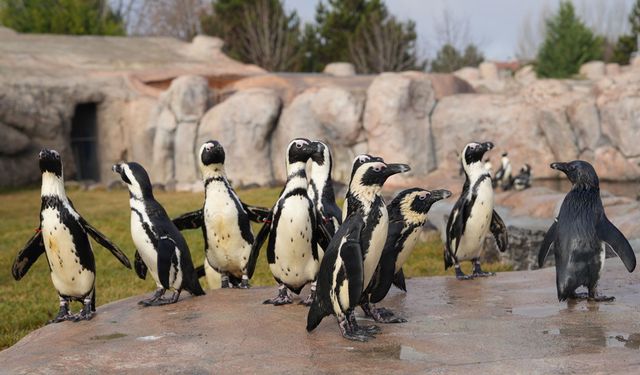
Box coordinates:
[73,305,94,322]
[472,261,495,278]
[139,288,172,306]
[338,318,371,342]
[238,276,250,289]
[362,303,407,324]
[455,267,474,280]
[348,310,380,336]
[299,290,316,306]
[588,288,615,302]
[263,286,293,305]
[142,291,180,306]
[47,305,73,324]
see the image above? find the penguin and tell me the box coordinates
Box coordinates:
[307,214,370,341]
[113,162,205,305]
[343,158,410,329]
[367,188,452,322]
[262,138,328,306]
[308,141,342,249]
[12,149,131,323]
[494,152,513,190]
[172,141,270,289]
[538,161,636,301]
[513,164,532,191]
[445,142,509,280]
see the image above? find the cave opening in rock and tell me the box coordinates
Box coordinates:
[70,103,99,181]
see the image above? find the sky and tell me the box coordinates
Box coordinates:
[285,0,636,61]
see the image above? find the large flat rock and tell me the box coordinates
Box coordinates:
[2,264,640,374]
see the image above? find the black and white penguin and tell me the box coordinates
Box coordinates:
[307,214,370,341]
[12,149,131,323]
[367,188,452,321]
[113,162,205,305]
[308,141,342,249]
[494,152,513,190]
[513,163,532,191]
[263,138,326,306]
[445,142,508,280]
[538,161,636,301]
[343,158,410,328]
[172,140,270,289]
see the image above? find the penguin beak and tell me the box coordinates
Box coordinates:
[384,163,411,178]
[431,189,452,201]
[550,162,568,173]
[482,142,495,152]
[112,163,123,174]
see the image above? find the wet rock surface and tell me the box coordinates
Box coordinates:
[2,264,640,374]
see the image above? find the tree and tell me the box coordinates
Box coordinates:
[0,0,125,35]
[430,43,484,73]
[613,0,640,64]
[304,0,423,73]
[131,0,208,41]
[535,1,603,79]
[201,0,302,71]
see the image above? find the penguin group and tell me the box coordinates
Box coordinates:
[10,137,636,344]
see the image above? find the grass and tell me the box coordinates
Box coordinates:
[0,186,509,349]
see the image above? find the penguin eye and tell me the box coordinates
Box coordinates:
[419,194,428,201]
[358,155,369,163]
[295,142,304,149]
[373,165,384,172]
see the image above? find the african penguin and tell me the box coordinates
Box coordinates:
[513,164,532,191]
[262,138,326,306]
[307,214,371,341]
[344,158,410,332]
[172,140,270,289]
[308,141,342,249]
[538,161,636,301]
[12,149,131,323]
[494,152,513,190]
[367,188,452,322]
[113,162,205,305]
[444,142,508,280]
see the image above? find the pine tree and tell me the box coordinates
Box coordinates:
[535,1,602,78]
[613,0,640,64]
[0,0,125,36]
[430,43,484,73]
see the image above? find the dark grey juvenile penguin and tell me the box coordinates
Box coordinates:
[344,158,410,332]
[113,162,205,305]
[445,142,508,280]
[513,163,532,191]
[12,149,131,323]
[307,214,369,341]
[172,141,270,289]
[367,188,452,322]
[308,141,342,249]
[262,138,325,306]
[538,161,636,301]
[494,152,513,190]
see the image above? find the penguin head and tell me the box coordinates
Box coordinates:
[551,160,599,188]
[200,140,225,167]
[112,162,153,198]
[286,138,317,164]
[394,188,452,222]
[462,142,494,170]
[350,154,384,179]
[39,149,63,177]
[521,163,532,174]
[310,141,332,166]
[351,160,411,191]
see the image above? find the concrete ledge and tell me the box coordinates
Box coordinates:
[2,264,640,374]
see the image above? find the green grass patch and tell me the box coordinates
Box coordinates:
[0,187,508,349]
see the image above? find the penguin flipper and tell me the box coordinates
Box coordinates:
[445,201,466,269]
[157,237,178,289]
[342,239,364,310]
[490,210,508,252]
[315,209,334,250]
[597,217,636,272]
[172,209,204,230]
[246,217,271,279]
[134,250,147,280]
[82,220,132,269]
[369,252,397,304]
[12,230,45,280]
[393,269,407,292]
[538,220,557,268]
[241,203,272,224]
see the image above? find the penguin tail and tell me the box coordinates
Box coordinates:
[392,269,407,292]
[306,300,329,332]
[188,277,206,296]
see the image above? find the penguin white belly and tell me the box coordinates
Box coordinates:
[363,210,389,287]
[42,208,94,297]
[271,196,317,288]
[130,212,161,287]
[457,181,494,261]
[204,187,251,276]
[395,230,420,273]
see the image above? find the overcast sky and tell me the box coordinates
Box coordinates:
[285,0,635,61]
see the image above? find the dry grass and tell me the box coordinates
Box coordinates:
[0,186,509,349]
